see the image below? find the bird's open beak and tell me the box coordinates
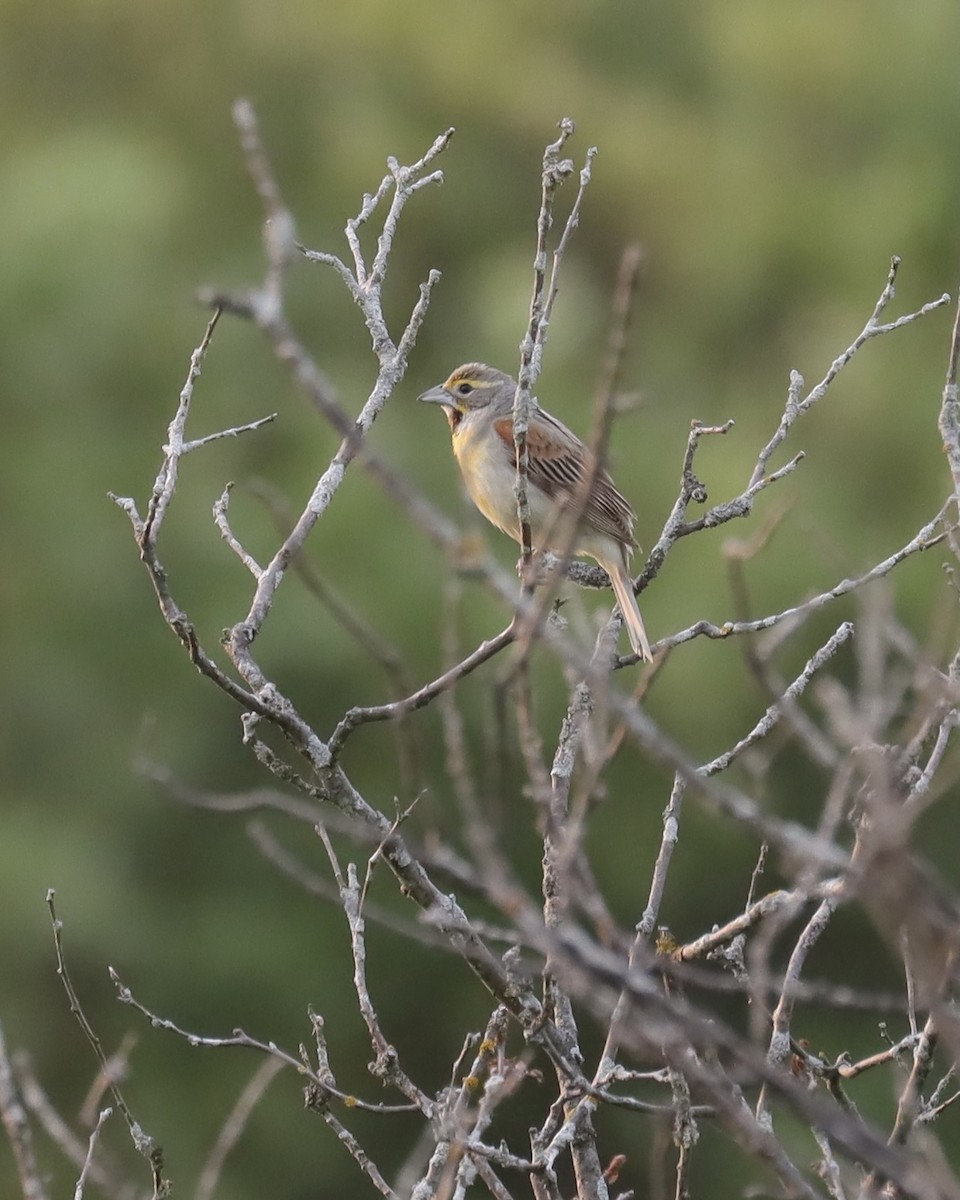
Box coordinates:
[417,385,452,407]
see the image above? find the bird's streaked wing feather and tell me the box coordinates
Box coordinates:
[492,410,636,547]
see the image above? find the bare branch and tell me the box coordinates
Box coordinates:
[73,1107,112,1200]
[937,289,960,504]
[328,624,516,758]
[663,503,951,652]
[0,1020,49,1200]
[512,120,594,567]
[107,967,418,1116]
[750,258,950,489]
[213,483,264,578]
[310,1103,399,1200]
[195,1058,284,1200]
[183,412,276,453]
[47,891,165,1197]
[132,305,223,554]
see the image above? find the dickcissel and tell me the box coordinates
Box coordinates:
[418,363,653,661]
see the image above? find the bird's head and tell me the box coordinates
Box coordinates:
[417,363,514,429]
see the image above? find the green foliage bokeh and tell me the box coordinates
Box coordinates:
[1,2,957,1196]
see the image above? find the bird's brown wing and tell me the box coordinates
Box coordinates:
[492,409,636,547]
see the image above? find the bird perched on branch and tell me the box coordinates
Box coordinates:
[418,363,653,661]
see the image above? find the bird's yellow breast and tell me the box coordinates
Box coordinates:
[452,417,521,540]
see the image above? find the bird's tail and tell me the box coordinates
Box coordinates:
[609,561,654,662]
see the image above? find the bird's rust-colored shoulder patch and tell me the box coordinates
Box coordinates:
[492,417,520,460]
[526,412,583,462]
[505,412,587,495]
[493,413,579,461]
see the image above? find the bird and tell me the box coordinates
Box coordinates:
[418,363,653,661]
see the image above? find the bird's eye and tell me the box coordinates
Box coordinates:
[456,382,473,396]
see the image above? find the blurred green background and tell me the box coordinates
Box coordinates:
[2,1,958,1196]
